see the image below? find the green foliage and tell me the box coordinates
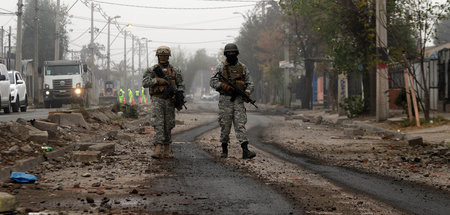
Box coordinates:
[110,102,138,118]
[399,116,448,127]
[111,102,122,113]
[339,96,365,118]
[22,0,69,65]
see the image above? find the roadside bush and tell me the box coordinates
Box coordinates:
[121,104,139,119]
[339,95,364,118]
[399,115,448,127]
[394,87,421,116]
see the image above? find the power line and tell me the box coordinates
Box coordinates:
[92,0,256,10]
[71,15,240,31]
[0,8,14,13]
[151,39,234,44]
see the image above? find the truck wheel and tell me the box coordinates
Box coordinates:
[4,99,11,114]
[20,95,27,112]
[12,97,19,112]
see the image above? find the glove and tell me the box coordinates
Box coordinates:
[156,77,169,85]
[220,83,234,92]
[243,92,251,103]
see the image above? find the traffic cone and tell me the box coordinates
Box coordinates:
[132,98,135,105]
[123,99,126,104]
[146,99,148,104]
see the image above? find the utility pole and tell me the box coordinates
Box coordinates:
[33,0,39,104]
[145,39,149,69]
[89,1,94,68]
[54,0,60,60]
[8,26,11,70]
[283,27,290,108]
[16,0,23,72]
[123,30,127,88]
[376,0,389,121]
[107,17,111,72]
[138,39,141,81]
[1,26,3,58]
[131,35,135,87]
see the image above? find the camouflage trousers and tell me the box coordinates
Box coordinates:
[218,95,248,144]
[150,96,175,145]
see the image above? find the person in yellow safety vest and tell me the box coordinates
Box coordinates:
[141,87,146,104]
[135,90,140,104]
[128,89,133,104]
[118,88,125,103]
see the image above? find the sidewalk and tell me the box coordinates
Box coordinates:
[291,109,450,145]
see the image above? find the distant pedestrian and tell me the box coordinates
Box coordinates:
[143,46,185,159]
[210,43,256,159]
[128,89,133,104]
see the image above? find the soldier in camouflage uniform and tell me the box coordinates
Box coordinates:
[210,43,256,159]
[143,46,185,159]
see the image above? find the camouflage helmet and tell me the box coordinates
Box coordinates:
[156,46,171,56]
[223,43,239,55]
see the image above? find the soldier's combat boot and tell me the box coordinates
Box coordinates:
[151,144,163,159]
[163,145,174,159]
[241,141,256,159]
[221,143,228,158]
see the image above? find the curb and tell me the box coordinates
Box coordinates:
[309,113,407,140]
[0,145,75,182]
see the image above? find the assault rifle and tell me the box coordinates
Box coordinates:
[217,72,258,109]
[153,66,186,111]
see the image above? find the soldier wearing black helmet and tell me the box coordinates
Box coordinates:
[210,43,256,159]
[143,46,185,159]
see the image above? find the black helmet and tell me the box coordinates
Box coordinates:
[223,43,239,55]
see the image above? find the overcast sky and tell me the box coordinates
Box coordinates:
[0,0,263,66]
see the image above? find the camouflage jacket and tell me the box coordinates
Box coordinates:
[142,63,185,92]
[210,61,254,94]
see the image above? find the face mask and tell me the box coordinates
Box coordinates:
[226,54,238,65]
[158,55,169,65]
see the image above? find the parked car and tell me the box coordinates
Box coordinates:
[201,92,219,101]
[8,70,27,112]
[0,64,11,113]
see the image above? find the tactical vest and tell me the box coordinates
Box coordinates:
[219,62,246,94]
[149,64,177,97]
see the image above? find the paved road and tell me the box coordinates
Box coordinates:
[247,114,450,215]
[148,122,300,214]
[0,108,64,122]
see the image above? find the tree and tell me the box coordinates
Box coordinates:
[435,17,450,45]
[396,0,450,120]
[236,2,285,104]
[185,49,216,94]
[22,0,69,65]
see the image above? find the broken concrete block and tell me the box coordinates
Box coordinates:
[314,116,323,125]
[25,125,48,144]
[408,136,424,146]
[0,192,16,212]
[344,128,365,136]
[33,120,59,138]
[88,143,115,154]
[89,110,110,123]
[73,151,101,162]
[48,113,89,129]
[75,142,96,151]
[33,120,58,133]
[28,130,48,144]
[116,134,134,142]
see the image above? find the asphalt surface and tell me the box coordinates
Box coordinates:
[147,122,299,214]
[247,114,450,215]
[0,107,62,121]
